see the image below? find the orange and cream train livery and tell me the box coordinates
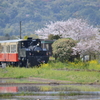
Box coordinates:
[0,38,49,67]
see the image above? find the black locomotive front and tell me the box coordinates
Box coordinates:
[18,38,49,67]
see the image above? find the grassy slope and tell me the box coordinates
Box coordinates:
[0,65,100,84]
[0,60,100,83]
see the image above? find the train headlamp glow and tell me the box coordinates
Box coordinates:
[37,43,39,46]
[37,50,40,52]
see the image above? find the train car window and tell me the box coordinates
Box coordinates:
[11,45,17,53]
[21,42,25,48]
[46,44,49,50]
[0,44,3,53]
[6,45,10,53]
[2,46,5,53]
[21,41,31,48]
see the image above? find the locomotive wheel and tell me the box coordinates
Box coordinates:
[18,62,23,67]
[6,62,11,67]
[26,59,31,68]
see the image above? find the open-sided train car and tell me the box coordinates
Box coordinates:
[0,38,49,67]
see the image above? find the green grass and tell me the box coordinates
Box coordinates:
[0,60,100,83]
[48,59,100,70]
[0,66,100,84]
[67,85,100,91]
[39,84,100,92]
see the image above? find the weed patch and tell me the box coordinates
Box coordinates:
[0,60,100,83]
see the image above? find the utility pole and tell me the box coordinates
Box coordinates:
[20,21,22,39]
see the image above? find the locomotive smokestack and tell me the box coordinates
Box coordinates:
[20,21,22,39]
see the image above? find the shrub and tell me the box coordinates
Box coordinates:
[52,38,76,62]
[48,34,61,40]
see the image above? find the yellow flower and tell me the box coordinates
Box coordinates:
[89,60,98,64]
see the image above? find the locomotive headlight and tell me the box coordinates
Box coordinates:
[37,50,40,52]
[37,43,39,46]
[29,53,32,55]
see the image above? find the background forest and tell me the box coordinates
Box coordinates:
[0,0,100,39]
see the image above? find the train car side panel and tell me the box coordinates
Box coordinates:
[0,53,19,62]
[8,53,19,62]
[6,53,9,61]
[0,53,6,61]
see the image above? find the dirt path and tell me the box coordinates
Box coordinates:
[28,77,71,84]
[0,77,100,86]
[0,77,72,86]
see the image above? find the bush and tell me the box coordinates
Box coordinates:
[52,38,76,62]
[48,34,61,40]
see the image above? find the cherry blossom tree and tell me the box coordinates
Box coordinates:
[35,18,98,40]
[35,18,100,59]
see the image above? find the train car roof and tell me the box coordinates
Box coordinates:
[0,38,40,44]
[0,39,23,43]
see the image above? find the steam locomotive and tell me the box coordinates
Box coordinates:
[0,38,49,67]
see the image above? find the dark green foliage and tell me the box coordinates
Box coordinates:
[52,38,76,62]
[48,34,61,40]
